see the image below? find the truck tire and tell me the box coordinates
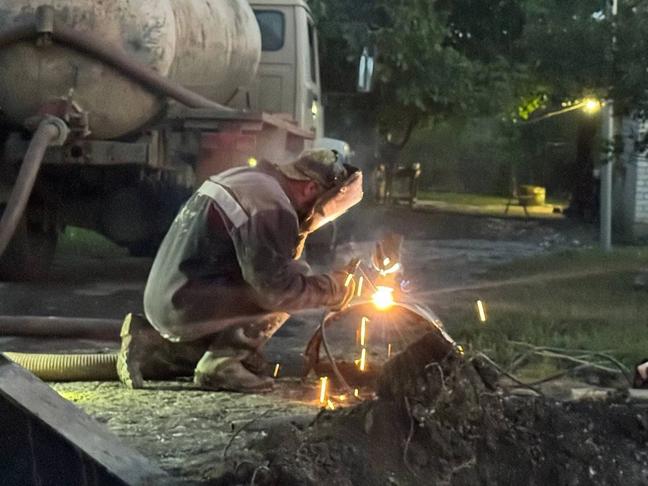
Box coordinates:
[0,212,58,281]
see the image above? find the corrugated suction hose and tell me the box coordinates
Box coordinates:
[4,352,118,381]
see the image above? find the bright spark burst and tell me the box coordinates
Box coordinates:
[273,363,280,378]
[372,286,394,310]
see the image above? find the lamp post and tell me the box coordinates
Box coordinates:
[600,0,618,252]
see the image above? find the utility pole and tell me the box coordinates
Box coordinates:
[600,0,618,252]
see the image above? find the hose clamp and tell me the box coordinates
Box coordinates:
[42,116,70,146]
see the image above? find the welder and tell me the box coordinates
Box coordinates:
[117,149,363,393]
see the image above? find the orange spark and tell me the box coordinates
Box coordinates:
[319,376,328,404]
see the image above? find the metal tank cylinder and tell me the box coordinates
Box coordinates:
[0,0,261,139]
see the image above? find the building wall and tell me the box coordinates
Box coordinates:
[616,117,648,241]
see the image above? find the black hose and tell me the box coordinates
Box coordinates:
[0,315,121,340]
[0,117,68,257]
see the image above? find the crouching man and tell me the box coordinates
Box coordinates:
[117,149,363,392]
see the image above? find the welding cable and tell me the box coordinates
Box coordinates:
[0,116,69,258]
[0,15,232,112]
[3,352,118,381]
[357,264,379,292]
[319,315,362,402]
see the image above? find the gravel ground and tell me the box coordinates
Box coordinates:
[0,206,602,483]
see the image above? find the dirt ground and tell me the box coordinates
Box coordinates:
[4,205,631,485]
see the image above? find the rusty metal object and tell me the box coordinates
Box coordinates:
[0,0,261,139]
[303,301,457,395]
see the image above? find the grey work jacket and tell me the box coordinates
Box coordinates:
[143,164,344,341]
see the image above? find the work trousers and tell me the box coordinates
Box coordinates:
[140,312,290,379]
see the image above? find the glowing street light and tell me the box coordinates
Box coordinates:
[582,97,602,115]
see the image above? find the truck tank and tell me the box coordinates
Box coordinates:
[0,0,261,139]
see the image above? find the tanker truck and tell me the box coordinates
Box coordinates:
[0,0,354,279]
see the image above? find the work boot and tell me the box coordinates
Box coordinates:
[194,352,274,393]
[116,313,154,389]
[117,313,204,388]
[241,350,269,375]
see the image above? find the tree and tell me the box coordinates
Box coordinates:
[310,0,526,162]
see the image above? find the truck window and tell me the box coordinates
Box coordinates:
[307,21,317,83]
[254,10,285,51]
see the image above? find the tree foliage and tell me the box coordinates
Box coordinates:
[310,0,648,142]
[310,0,526,145]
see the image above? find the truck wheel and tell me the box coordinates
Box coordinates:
[0,214,58,281]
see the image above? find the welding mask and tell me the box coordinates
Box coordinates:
[301,164,363,234]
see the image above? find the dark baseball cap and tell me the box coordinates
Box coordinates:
[277,149,348,189]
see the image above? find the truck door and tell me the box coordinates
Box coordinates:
[298,9,324,138]
[250,7,296,117]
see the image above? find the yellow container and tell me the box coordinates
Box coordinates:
[518,185,546,206]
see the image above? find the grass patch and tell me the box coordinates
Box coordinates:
[437,247,648,373]
[57,227,127,258]
[418,191,567,207]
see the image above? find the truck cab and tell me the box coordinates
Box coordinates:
[0,0,338,279]
[249,0,324,139]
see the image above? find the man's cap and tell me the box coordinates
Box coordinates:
[276,149,348,189]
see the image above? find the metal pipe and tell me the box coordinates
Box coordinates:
[51,26,233,112]
[0,315,121,340]
[0,19,232,112]
[600,0,619,252]
[0,116,68,257]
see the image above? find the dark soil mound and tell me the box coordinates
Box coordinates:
[217,329,648,486]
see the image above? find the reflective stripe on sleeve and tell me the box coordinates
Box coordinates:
[197,179,249,228]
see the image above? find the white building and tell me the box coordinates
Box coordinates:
[614,117,648,241]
